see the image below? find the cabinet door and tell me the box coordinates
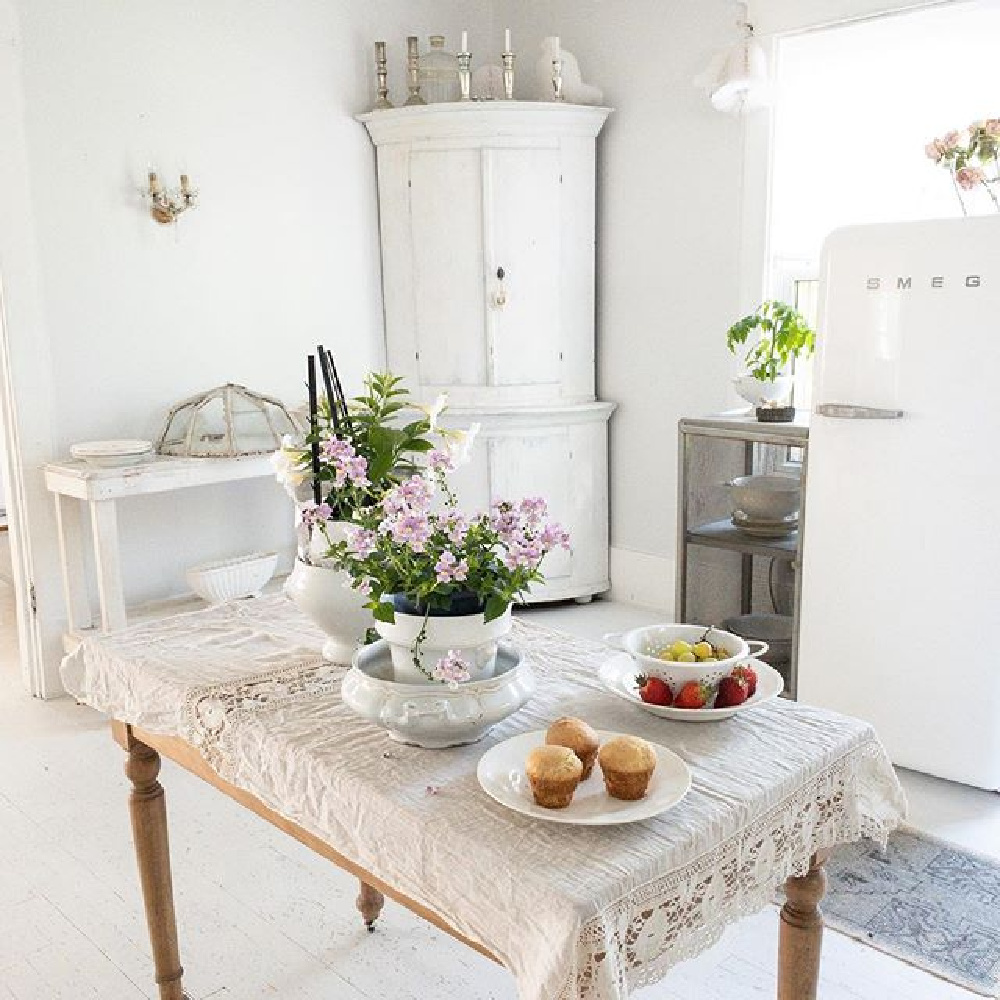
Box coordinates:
[409,149,488,387]
[485,148,561,388]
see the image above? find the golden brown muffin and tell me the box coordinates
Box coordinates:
[545,717,601,779]
[525,744,584,809]
[598,735,657,801]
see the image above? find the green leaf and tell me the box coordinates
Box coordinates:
[372,601,396,624]
[484,595,509,622]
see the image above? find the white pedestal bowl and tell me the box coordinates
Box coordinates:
[341,641,534,748]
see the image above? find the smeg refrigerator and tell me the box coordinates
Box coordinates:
[797,215,1000,790]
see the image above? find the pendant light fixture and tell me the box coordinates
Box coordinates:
[695,8,769,115]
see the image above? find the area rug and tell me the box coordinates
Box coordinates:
[821,828,1000,996]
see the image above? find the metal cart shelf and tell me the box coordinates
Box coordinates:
[676,412,809,695]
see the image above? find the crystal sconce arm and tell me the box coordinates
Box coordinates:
[146,171,197,225]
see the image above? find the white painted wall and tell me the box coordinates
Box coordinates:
[2,0,493,692]
[504,0,749,611]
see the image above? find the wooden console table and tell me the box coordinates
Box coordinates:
[44,454,276,635]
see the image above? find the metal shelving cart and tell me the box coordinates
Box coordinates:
[675,413,809,696]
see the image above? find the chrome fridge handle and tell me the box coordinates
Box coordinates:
[815,403,904,420]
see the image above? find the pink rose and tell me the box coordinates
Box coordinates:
[924,140,944,162]
[955,165,986,191]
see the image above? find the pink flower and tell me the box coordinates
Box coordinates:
[434,550,469,584]
[432,649,471,685]
[345,455,369,486]
[320,436,355,463]
[942,130,965,151]
[300,501,332,527]
[519,496,548,525]
[540,522,571,551]
[444,513,468,545]
[955,165,986,190]
[345,526,377,558]
[924,140,945,162]
[390,513,432,552]
[427,448,454,473]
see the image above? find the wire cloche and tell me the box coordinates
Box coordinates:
[157,383,300,457]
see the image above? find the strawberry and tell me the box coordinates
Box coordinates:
[674,680,712,710]
[636,674,673,706]
[714,675,749,708]
[732,663,758,697]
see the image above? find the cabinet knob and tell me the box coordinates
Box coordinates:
[492,266,508,310]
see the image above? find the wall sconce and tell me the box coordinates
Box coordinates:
[146,171,197,224]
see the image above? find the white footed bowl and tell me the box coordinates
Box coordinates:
[604,623,768,690]
[284,558,371,663]
[341,641,534,748]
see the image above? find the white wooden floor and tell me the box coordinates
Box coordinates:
[1,583,996,1000]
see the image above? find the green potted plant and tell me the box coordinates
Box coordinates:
[274,365,445,662]
[726,300,816,420]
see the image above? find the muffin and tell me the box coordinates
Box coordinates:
[525,745,584,809]
[545,717,601,779]
[598,736,657,801]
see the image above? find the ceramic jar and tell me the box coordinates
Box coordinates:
[374,594,513,684]
[284,522,370,663]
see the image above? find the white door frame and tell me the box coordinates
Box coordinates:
[0,276,47,694]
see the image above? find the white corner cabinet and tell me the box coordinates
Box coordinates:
[359,102,615,601]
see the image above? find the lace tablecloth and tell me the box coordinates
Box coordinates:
[61,596,906,1000]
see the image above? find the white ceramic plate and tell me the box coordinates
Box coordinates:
[477,729,691,826]
[599,654,784,722]
[70,439,154,467]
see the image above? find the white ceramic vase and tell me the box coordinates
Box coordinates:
[732,372,792,407]
[374,604,513,684]
[283,522,371,663]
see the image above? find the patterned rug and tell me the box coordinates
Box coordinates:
[823,829,1000,996]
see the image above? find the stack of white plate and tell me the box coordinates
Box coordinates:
[731,509,798,538]
[69,439,154,468]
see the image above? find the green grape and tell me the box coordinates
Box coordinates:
[677,651,697,663]
[692,641,714,660]
[669,640,692,658]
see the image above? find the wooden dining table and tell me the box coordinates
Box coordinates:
[61,596,907,1000]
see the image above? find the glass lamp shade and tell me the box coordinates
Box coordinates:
[157,383,300,457]
[709,38,769,112]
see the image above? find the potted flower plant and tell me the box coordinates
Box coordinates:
[726,300,816,420]
[274,356,445,660]
[925,119,1000,214]
[321,452,570,685]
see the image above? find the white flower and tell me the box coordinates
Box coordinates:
[420,393,449,432]
[439,422,481,470]
[271,436,312,501]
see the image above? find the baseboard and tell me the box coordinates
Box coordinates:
[608,547,675,613]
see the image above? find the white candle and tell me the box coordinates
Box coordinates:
[461,30,468,52]
[553,36,560,60]
[505,28,511,52]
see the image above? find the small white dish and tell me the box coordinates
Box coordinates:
[599,654,784,722]
[477,729,691,825]
[186,551,277,604]
[70,439,154,468]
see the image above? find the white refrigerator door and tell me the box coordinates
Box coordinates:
[798,216,1000,790]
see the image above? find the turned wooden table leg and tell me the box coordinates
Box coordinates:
[778,851,829,1000]
[356,879,385,931]
[117,724,187,1000]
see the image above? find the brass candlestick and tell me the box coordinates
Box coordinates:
[405,35,425,106]
[501,50,515,100]
[457,50,472,101]
[551,57,564,101]
[374,41,393,109]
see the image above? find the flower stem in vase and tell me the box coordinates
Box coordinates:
[306,354,322,504]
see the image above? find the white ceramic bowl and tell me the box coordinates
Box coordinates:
[186,551,277,604]
[727,474,801,522]
[605,623,768,689]
[341,641,534,748]
[732,373,792,407]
